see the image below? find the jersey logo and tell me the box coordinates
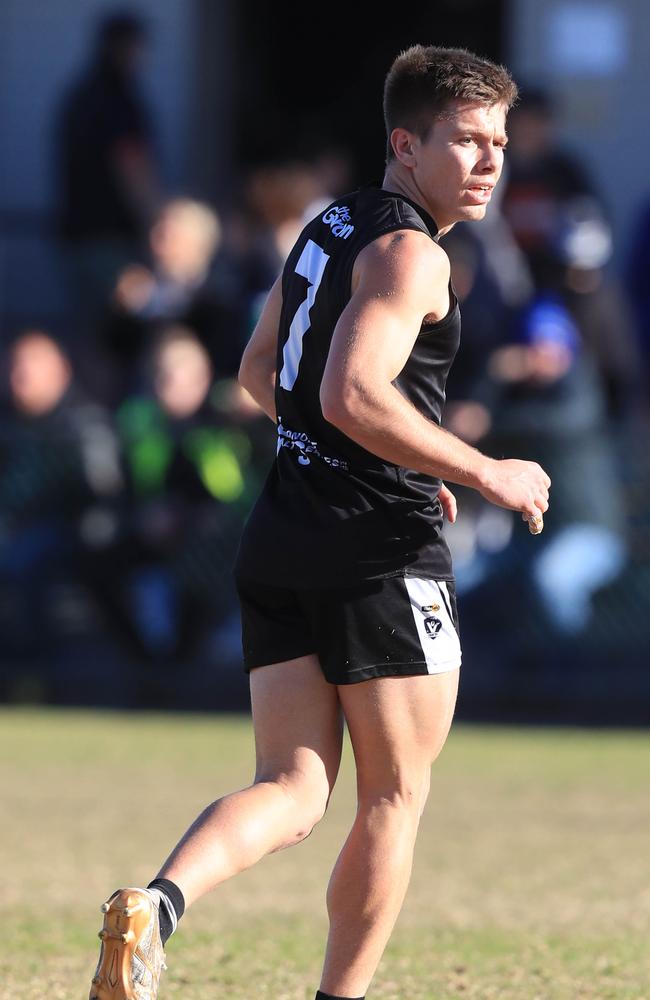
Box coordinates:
[423,616,442,639]
[276,418,349,471]
[322,205,354,239]
[420,604,440,613]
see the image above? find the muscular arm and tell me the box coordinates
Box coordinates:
[320,230,550,518]
[238,275,282,422]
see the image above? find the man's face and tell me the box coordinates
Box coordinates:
[10,335,71,416]
[154,337,212,418]
[405,99,508,231]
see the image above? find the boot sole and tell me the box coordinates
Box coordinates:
[90,888,159,1000]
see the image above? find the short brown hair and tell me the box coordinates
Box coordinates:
[383,45,518,161]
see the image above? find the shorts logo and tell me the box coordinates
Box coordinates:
[322,205,354,239]
[423,616,442,639]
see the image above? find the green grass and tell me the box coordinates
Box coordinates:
[1,708,649,999]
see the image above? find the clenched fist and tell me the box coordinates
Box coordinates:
[478,458,550,527]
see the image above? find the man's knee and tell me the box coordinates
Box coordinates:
[358,770,431,821]
[254,768,330,843]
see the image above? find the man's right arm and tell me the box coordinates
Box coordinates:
[238,275,282,422]
[319,230,550,520]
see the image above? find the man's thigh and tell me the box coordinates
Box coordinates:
[250,654,344,794]
[337,669,460,793]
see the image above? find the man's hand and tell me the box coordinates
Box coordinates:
[478,458,550,522]
[438,483,457,523]
[114,264,154,313]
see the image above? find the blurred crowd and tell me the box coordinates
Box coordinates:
[1,12,649,707]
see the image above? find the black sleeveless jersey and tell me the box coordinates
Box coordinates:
[234,182,461,589]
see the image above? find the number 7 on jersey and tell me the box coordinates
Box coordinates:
[279,239,330,391]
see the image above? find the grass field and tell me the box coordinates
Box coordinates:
[1,708,649,1000]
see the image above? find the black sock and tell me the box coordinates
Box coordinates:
[315,992,365,1000]
[147,878,185,946]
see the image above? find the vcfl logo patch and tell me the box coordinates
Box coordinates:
[423,616,442,639]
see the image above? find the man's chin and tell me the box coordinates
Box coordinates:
[458,203,488,221]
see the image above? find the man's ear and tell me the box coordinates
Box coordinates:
[391,128,417,166]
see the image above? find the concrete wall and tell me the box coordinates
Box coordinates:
[507,0,649,269]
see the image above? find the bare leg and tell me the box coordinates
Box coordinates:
[157,655,343,907]
[319,669,459,998]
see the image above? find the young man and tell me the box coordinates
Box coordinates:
[89,45,550,1000]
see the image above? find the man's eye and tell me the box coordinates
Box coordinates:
[460,136,473,144]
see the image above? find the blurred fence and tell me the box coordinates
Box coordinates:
[1,410,649,723]
[1,4,649,724]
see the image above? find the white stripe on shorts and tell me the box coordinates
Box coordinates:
[403,577,462,675]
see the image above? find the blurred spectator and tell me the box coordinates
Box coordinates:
[443,218,529,595]
[104,198,246,403]
[500,88,597,266]
[300,142,355,223]
[0,332,123,656]
[55,9,161,349]
[489,283,626,632]
[444,203,531,446]
[220,149,354,339]
[483,91,637,625]
[555,198,641,419]
[446,210,627,634]
[464,90,638,426]
[86,326,273,664]
[232,159,334,330]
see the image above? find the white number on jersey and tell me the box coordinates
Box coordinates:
[279,239,329,391]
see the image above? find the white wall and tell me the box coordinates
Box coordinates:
[0,0,195,323]
[506,0,649,269]
[0,0,193,209]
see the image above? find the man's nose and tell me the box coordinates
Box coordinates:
[479,144,501,173]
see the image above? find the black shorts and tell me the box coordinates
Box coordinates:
[235,574,461,685]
